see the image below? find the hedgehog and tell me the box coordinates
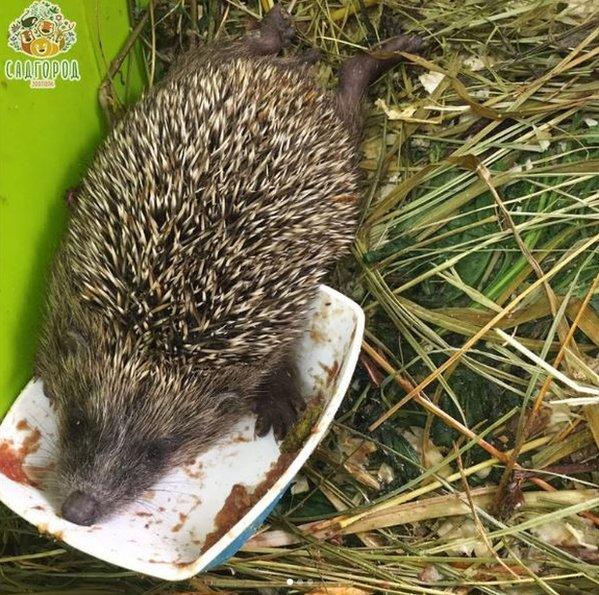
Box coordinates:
[35,5,421,526]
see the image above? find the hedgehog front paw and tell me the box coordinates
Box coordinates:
[253,390,304,441]
[252,362,305,440]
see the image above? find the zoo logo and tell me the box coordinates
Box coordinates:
[8,0,76,58]
[5,1,80,88]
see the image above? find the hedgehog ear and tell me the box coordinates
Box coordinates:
[61,328,89,356]
[216,390,239,407]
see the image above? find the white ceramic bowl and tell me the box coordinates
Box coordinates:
[0,284,364,580]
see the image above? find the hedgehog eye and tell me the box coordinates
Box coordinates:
[146,439,171,463]
[66,410,86,439]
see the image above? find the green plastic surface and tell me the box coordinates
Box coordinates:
[0,1,145,416]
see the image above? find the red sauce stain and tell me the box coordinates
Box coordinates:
[16,419,42,456]
[31,505,45,511]
[22,430,42,456]
[0,442,29,484]
[201,452,295,552]
[135,511,152,517]
[158,506,166,513]
[171,512,187,533]
[0,420,43,486]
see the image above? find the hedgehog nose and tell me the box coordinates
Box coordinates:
[61,490,100,526]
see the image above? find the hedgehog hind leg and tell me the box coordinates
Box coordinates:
[336,34,423,136]
[245,4,295,56]
[252,347,305,441]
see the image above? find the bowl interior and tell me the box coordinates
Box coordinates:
[0,285,363,579]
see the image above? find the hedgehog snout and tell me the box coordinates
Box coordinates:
[61,490,101,526]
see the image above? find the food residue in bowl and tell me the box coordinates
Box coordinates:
[201,387,332,551]
[0,442,29,484]
[36,522,64,541]
[0,419,42,485]
[168,496,203,534]
[309,327,328,344]
[320,360,341,386]
[201,452,295,552]
[171,512,187,533]
[183,461,205,480]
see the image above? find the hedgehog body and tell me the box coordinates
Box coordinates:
[73,51,359,366]
[37,44,359,524]
[35,6,419,525]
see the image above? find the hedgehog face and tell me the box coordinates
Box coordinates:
[37,317,247,525]
[48,362,243,526]
[54,395,185,525]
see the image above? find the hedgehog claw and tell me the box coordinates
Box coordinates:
[253,387,304,441]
